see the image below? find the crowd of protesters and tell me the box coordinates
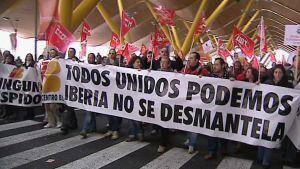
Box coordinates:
[0,47,299,169]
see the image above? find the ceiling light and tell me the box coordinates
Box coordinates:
[3,17,10,20]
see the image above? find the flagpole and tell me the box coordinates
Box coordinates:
[183,36,195,73]
[167,25,174,54]
[258,16,263,82]
[295,46,299,86]
[34,0,38,61]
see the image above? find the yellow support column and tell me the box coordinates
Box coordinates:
[70,0,99,32]
[181,0,209,55]
[241,10,259,33]
[144,0,180,52]
[182,20,191,30]
[205,0,230,27]
[227,0,254,48]
[96,3,120,36]
[192,0,230,51]
[59,0,73,30]
[171,26,182,49]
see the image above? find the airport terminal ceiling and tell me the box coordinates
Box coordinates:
[0,0,299,52]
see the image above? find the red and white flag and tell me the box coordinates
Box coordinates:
[81,21,91,42]
[232,26,254,58]
[47,22,76,53]
[251,56,260,70]
[80,21,91,58]
[117,43,130,61]
[217,39,231,60]
[140,44,147,55]
[121,11,136,36]
[128,43,139,53]
[269,52,277,63]
[257,16,268,53]
[110,33,121,49]
[155,6,175,26]
[194,13,206,35]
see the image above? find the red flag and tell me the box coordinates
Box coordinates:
[153,27,169,47]
[110,33,121,49]
[128,43,139,53]
[38,0,59,40]
[80,21,91,59]
[257,16,268,53]
[81,21,91,42]
[117,43,130,61]
[217,39,231,60]
[251,56,260,70]
[194,13,206,35]
[232,26,255,58]
[269,53,277,63]
[199,43,209,63]
[121,11,136,36]
[140,44,147,55]
[155,6,175,26]
[47,22,76,53]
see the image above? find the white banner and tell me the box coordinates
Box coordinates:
[284,25,300,46]
[1,60,300,149]
[0,63,42,106]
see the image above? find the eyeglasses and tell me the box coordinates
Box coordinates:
[109,53,116,55]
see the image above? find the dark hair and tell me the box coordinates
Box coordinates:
[293,54,299,62]
[127,55,141,68]
[271,64,288,86]
[88,53,96,62]
[69,48,76,55]
[25,53,34,60]
[246,67,259,82]
[215,57,225,65]
[191,52,200,60]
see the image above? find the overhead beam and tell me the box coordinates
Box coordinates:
[171,26,182,49]
[96,3,120,36]
[241,10,260,33]
[59,0,73,30]
[181,0,209,55]
[70,0,99,33]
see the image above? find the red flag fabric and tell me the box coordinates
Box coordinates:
[110,33,121,49]
[81,21,91,42]
[199,43,209,63]
[140,44,147,55]
[217,39,231,60]
[251,56,260,70]
[80,21,91,59]
[232,26,255,58]
[155,6,175,26]
[38,0,59,40]
[121,11,136,36]
[270,53,277,63]
[149,33,160,59]
[47,22,76,53]
[117,43,130,61]
[128,43,139,53]
[194,13,206,35]
[153,27,169,47]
